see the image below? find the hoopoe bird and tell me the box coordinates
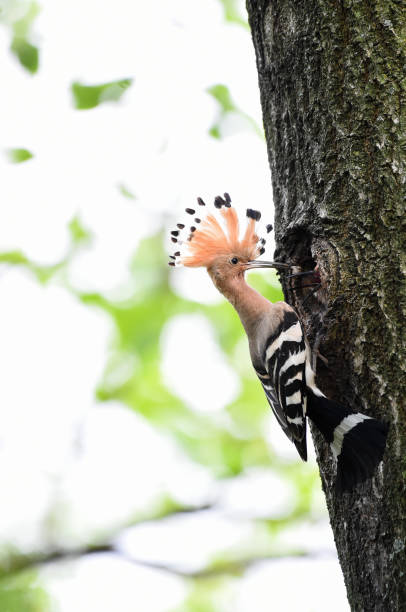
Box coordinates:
[169,194,388,492]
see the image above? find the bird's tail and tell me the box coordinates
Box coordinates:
[306,389,388,493]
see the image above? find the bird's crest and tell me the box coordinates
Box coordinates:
[168,194,272,268]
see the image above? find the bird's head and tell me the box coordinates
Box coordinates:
[168,194,289,293]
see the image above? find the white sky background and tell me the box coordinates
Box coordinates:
[0,0,349,610]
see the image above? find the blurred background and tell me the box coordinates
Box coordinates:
[0,0,349,610]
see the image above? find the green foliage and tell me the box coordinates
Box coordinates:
[6,147,34,163]
[173,577,230,612]
[207,84,263,139]
[0,218,325,610]
[10,37,38,73]
[0,570,50,612]
[207,84,236,114]
[0,219,322,574]
[0,250,61,284]
[0,250,29,265]
[68,215,92,245]
[117,183,137,200]
[75,230,320,507]
[10,2,40,73]
[0,3,326,602]
[79,232,284,476]
[217,0,248,29]
[71,78,133,110]
[0,218,89,284]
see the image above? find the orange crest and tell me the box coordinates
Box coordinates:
[168,194,271,268]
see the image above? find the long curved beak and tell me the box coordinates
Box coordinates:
[246,260,291,270]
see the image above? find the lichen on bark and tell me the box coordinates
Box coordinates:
[246,1,406,610]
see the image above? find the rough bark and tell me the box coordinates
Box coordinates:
[246,1,406,610]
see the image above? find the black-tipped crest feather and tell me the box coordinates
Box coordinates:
[246,208,261,221]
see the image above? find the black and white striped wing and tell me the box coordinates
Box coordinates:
[255,310,308,460]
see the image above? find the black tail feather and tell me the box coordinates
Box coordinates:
[307,390,388,493]
[335,418,388,493]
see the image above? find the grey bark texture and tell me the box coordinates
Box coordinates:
[246,1,406,610]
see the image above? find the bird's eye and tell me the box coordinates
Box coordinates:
[230,257,239,265]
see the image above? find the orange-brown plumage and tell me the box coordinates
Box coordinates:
[180,206,260,268]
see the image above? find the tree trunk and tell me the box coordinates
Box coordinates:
[246,1,406,610]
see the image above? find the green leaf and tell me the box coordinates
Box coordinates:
[209,125,221,139]
[207,84,263,139]
[12,2,40,37]
[0,251,29,264]
[68,215,92,245]
[207,84,236,113]
[118,183,136,200]
[174,576,230,612]
[0,250,60,283]
[6,148,34,163]
[9,2,40,73]
[71,78,133,110]
[217,0,248,28]
[0,569,50,612]
[10,37,38,73]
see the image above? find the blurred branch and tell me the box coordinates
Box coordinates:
[0,541,336,582]
[1,498,333,582]
[115,550,338,578]
[0,502,213,579]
